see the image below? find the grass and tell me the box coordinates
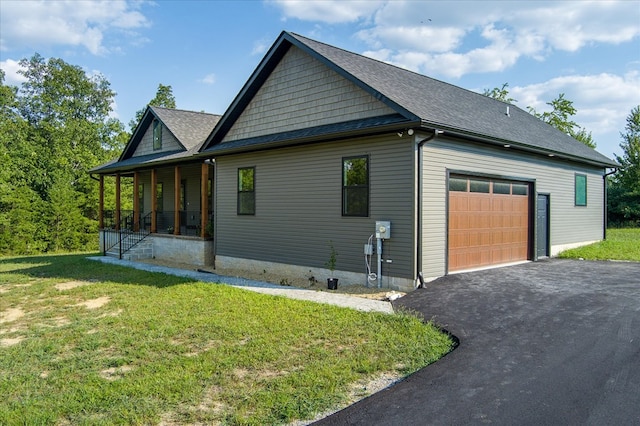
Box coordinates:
[0,254,452,425]
[558,228,640,261]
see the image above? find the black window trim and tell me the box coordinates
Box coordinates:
[342,155,369,217]
[237,166,256,215]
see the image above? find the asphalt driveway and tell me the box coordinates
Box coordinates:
[316,259,640,425]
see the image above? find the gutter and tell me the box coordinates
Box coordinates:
[420,121,618,169]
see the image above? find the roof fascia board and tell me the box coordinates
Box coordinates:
[423,123,618,168]
[203,119,419,157]
[119,106,153,161]
[286,33,421,123]
[95,153,207,175]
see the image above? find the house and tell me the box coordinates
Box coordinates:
[92,31,617,291]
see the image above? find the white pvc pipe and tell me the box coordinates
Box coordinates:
[377,237,383,288]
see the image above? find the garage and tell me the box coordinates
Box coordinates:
[448,175,531,272]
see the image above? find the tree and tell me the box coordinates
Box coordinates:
[528,93,596,148]
[608,105,640,227]
[129,83,176,130]
[0,54,128,253]
[615,105,640,190]
[483,83,516,103]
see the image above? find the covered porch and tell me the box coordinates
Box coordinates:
[97,160,215,265]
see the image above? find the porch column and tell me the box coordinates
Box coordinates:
[151,169,157,233]
[133,172,140,232]
[174,166,180,235]
[201,163,209,238]
[98,175,104,229]
[115,173,121,231]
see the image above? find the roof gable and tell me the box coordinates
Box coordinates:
[221,44,398,143]
[121,106,221,161]
[202,31,615,167]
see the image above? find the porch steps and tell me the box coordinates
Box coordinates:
[106,238,153,261]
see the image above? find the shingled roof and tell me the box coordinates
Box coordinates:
[150,106,220,153]
[92,106,220,173]
[203,31,616,167]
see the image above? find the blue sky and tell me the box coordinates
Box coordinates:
[1,0,639,159]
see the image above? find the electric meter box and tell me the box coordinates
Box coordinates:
[375,221,391,239]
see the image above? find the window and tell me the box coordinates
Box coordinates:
[237,167,255,215]
[493,182,511,194]
[449,177,468,192]
[138,183,144,212]
[153,119,162,150]
[469,179,490,193]
[512,183,528,196]
[575,174,587,206]
[342,156,369,216]
[156,182,163,213]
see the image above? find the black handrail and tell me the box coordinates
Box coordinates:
[102,212,152,258]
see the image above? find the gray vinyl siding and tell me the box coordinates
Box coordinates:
[215,134,416,280]
[133,123,182,157]
[224,46,396,142]
[420,137,605,278]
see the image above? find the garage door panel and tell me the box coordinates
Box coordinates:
[449,178,530,272]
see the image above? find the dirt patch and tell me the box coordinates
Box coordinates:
[138,258,405,301]
[77,297,110,310]
[55,280,93,291]
[0,307,25,323]
[0,336,25,347]
[98,309,123,318]
[100,365,134,381]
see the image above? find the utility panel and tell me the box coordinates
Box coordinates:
[375,221,391,239]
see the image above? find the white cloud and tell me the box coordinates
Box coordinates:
[199,73,216,85]
[0,0,151,55]
[0,59,27,85]
[269,0,384,24]
[251,38,271,56]
[271,1,640,79]
[510,71,640,151]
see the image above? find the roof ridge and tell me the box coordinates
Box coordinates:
[150,105,221,117]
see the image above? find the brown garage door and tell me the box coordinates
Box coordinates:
[448,176,530,272]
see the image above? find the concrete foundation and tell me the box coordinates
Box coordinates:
[216,255,416,291]
[151,234,214,266]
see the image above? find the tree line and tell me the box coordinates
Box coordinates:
[0,56,637,255]
[0,55,174,254]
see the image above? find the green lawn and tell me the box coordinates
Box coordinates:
[0,254,452,425]
[558,228,640,261]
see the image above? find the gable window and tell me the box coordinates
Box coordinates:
[575,174,587,206]
[342,155,369,217]
[153,119,162,150]
[237,167,255,215]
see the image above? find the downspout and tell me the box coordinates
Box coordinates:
[415,129,442,288]
[603,167,618,240]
